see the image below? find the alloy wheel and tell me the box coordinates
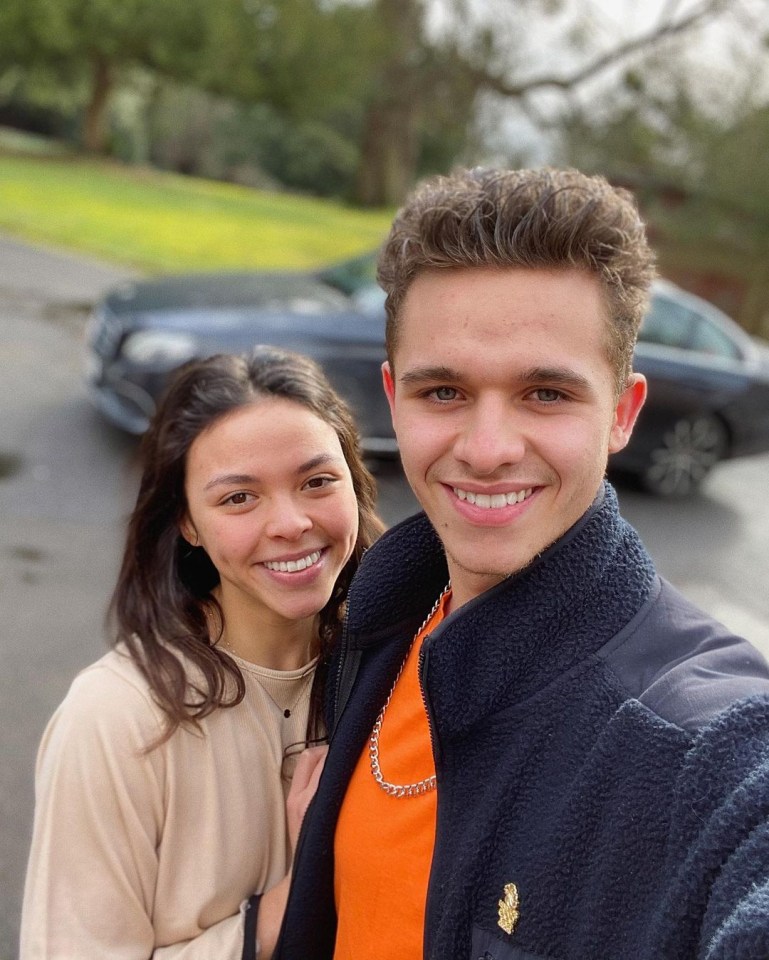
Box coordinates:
[642,414,728,497]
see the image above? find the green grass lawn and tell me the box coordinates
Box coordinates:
[0,138,393,273]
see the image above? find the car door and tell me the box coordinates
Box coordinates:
[628,292,753,461]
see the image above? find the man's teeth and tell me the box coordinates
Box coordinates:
[264,550,321,573]
[453,487,533,509]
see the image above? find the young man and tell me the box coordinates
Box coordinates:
[274,168,769,960]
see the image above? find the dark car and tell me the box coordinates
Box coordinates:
[611,279,769,495]
[85,252,398,457]
[85,255,769,496]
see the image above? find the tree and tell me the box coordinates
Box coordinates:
[0,0,212,152]
[195,0,374,121]
[555,26,769,337]
[3,0,766,213]
[348,0,756,206]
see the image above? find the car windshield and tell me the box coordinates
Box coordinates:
[318,252,378,297]
[318,251,386,313]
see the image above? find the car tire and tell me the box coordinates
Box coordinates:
[641,414,729,497]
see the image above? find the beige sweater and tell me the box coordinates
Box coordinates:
[20,645,316,959]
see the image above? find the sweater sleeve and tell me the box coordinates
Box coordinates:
[19,661,253,960]
[650,695,769,960]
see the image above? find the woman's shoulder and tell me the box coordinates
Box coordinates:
[50,646,165,744]
[34,648,170,838]
[68,645,156,703]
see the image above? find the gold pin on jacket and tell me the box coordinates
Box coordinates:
[497,882,520,935]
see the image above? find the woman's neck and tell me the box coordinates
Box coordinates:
[207,590,318,670]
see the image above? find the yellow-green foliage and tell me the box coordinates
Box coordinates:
[0,152,392,273]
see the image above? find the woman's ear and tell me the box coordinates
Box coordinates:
[179,517,198,547]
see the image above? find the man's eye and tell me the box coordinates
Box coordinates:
[432,386,458,401]
[534,388,563,403]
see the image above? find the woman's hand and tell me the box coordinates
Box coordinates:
[286,745,328,854]
[256,746,328,958]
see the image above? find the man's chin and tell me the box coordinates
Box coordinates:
[443,532,564,598]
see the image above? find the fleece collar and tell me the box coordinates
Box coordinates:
[346,482,657,736]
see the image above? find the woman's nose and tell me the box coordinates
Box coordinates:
[264,497,313,540]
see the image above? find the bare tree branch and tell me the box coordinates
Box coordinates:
[474,0,730,98]
[655,0,688,29]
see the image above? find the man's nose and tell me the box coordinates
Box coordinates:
[453,396,526,475]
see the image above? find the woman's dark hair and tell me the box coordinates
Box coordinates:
[110,345,383,744]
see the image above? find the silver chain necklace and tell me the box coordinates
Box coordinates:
[369,582,451,798]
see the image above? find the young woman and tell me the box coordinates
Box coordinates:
[20,346,383,960]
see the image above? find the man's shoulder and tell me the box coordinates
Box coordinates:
[598,577,769,733]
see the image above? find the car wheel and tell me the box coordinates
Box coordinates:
[641,414,728,497]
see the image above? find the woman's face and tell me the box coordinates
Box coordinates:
[181,397,359,633]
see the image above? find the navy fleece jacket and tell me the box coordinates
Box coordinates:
[275,483,769,960]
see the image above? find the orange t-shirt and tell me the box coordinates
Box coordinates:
[333,592,450,960]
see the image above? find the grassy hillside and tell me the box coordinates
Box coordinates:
[0,134,392,273]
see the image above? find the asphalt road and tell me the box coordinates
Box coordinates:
[1,234,768,958]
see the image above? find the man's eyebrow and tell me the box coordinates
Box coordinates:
[398,365,592,391]
[520,366,592,391]
[399,365,461,386]
[203,454,342,491]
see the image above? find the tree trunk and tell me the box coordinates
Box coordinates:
[353,0,424,207]
[83,55,113,154]
[355,97,421,207]
[740,250,769,339]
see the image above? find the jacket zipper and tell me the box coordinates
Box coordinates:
[417,641,440,768]
[331,613,365,740]
[330,614,350,739]
[418,631,443,960]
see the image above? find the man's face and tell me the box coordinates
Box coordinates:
[383,266,646,611]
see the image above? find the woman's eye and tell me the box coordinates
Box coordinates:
[224,491,251,505]
[305,476,334,490]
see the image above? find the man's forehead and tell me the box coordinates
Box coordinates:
[394,264,613,344]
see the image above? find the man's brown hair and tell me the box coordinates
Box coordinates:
[377,166,656,391]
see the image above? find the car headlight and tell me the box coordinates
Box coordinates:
[121,330,198,367]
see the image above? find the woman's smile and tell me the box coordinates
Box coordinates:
[182,397,359,650]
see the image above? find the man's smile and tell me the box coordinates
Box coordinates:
[452,486,534,509]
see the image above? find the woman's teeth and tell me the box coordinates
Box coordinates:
[264,550,321,573]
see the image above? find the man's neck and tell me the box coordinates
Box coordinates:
[443,566,507,615]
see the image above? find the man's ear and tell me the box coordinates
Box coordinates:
[609,373,647,454]
[382,361,396,417]
[179,516,198,547]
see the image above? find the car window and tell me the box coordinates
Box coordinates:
[639,295,697,349]
[689,315,742,359]
[640,294,743,361]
